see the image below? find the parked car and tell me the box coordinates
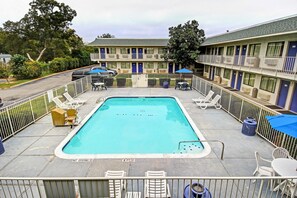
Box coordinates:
[90,66,118,76]
[0,97,3,108]
[71,70,90,81]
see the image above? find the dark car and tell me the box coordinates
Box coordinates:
[0,97,3,108]
[71,70,90,81]
[90,66,118,76]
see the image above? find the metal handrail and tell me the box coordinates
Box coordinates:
[178,140,225,160]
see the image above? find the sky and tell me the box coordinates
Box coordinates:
[1,0,297,43]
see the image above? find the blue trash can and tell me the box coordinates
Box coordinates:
[0,138,5,155]
[242,117,257,136]
[184,183,212,198]
[163,81,169,89]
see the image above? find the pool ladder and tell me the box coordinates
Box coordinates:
[178,140,225,160]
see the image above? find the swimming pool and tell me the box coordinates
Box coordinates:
[55,96,211,159]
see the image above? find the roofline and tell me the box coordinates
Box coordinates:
[202,30,297,46]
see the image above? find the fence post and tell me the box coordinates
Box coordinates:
[74,81,77,97]
[29,98,35,121]
[256,108,262,133]
[6,108,14,136]
[44,94,49,113]
[80,79,83,95]
[227,93,232,113]
[239,100,244,121]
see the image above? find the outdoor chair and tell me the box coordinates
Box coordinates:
[63,92,86,106]
[105,170,126,198]
[192,90,214,104]
[195,94,222,109]
[52,97,78,110]
[144,171,171,198]
[65,109,78,128]
[272,147,292,159]
[253,151,274,189]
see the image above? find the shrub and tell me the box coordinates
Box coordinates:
[21,61,42,79]
[49,58,66,72]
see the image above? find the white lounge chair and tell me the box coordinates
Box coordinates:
[52,97,78,110]
[192,90,214,104]
[105,170,126,198]
[196,94,222,109]
[144,171,171,198]
[63,92,86,106]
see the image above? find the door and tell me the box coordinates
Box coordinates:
[168,63,173,73]
[132,63,137,73]
[240,45,247,65]
[236,72,243,90]
[290,83,297,112]
[284,41,297,72]
[234,46,240,65]
[138,48,143,59]
[277,80,290,108]
[132,48,137,59]
[100,48,105,59]
[175,64,180,72]
[231,71,236,88]
[138,63,143,73]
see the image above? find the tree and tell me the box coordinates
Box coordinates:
[97,33,115,38]
[2,0,78,61]
[163,20,205,67]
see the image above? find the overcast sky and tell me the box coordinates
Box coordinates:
[1,0,297,43]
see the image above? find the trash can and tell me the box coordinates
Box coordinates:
[242,117,257,136]
[184,183,212,198]
[0,138,5,155]
[163,81,169,89]
[251,88,258,98]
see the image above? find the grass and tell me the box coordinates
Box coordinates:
[0,79,31,89]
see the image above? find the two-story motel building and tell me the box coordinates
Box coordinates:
[88,15,297,113]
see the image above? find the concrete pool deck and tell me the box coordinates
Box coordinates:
[0,88,274,178]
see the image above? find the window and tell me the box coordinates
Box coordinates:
[226,46,234,56]
[107,62,117,69]
[121,62,130,69]
[144,48,154,54]
[144,62,154,69]
[223,69,231,79]
[243,73,255,86]
[120,48,130,54]
[260,76,276,92]
[158,48,167,54]
[215,68,221,76]
[158,62,167,69]
[266,42,284,57]
[204,66,209,72]
[218,47,224,55]
[106,48,116,54]
[248,44,261,57]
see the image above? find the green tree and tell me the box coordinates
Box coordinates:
[97,33,115,38]
[163,20,205,67]
[2,0,78,61]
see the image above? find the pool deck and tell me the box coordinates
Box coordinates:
[0,88,274,178]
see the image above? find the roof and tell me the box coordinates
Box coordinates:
[202,15,297,46]
[87,38,169,47]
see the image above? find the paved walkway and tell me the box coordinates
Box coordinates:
[0,88,274,178]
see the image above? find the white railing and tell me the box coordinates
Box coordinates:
[0,176,296,198]
[192,75,297,159]
[0,76,92,141]
[198,55,297,78]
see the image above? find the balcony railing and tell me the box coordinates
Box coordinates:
[198,55,297,78]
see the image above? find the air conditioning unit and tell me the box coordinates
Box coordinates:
[154,54,159,59]
[247,57,260,67]
[116,54,119,59]
[264,58,278,66]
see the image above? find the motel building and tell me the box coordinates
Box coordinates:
[89,15,297,114]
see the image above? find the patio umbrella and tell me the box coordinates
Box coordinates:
[266,114,297,138]
[175,68,193,79]
[88,69,107,74]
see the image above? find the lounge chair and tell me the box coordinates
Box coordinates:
[196,94,222,109]
[144,171,171,198]
[105,170,126,198]
[52,97,78,110]
[63,92,86,105]
[192,90,214,104]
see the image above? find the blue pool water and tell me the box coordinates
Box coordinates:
[63,97,203,154]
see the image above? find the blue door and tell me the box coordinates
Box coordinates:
[284,41,297,72]
[138,63,143,73]
[132,63,137,73]
[236,72,243,90]
[100,48,105,59]
[101,62,106,67]
[234,46,240,65]
[138,48,143,59]
[175,64,180,72]
[168,63,173,73]
[290,83,297,112]
[231,71,236,88]
[132,48,137,59]
[240,45,247,65]
[277,80,290,108]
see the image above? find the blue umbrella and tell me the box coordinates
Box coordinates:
[266,114,297,138]
[176,68,193,74]
[88,69,107,74]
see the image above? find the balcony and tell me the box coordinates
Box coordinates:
[198,55,297,80]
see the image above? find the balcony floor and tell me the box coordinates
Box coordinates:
[0,88,274,178]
